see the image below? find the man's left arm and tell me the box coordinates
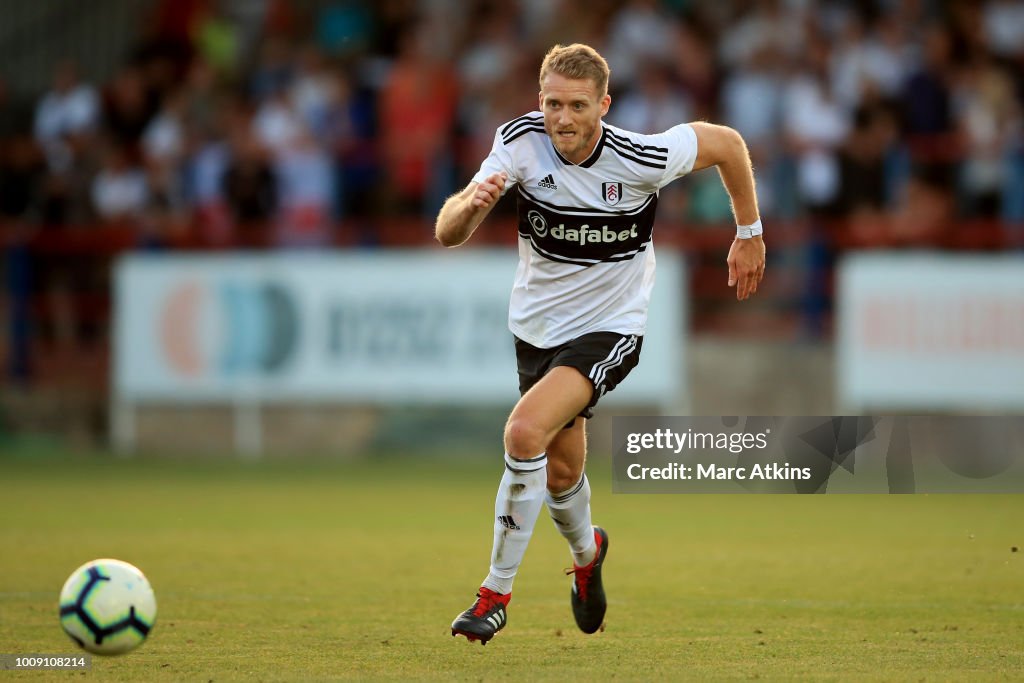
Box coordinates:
[689,122,765,301]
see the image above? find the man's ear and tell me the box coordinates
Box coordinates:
[538,91,544,111]
[601,93,611,117]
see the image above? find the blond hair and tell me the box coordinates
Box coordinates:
[539,43,610,97]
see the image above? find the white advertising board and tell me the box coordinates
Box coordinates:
[838,253,1024,410]
[114,249,686,409]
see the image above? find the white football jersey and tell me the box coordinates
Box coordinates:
[472,112,699,348]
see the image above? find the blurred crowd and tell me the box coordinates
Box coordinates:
[0,0,1021,250]
[1,0,1023,376]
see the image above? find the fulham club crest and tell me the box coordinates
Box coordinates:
[602,182,623,206]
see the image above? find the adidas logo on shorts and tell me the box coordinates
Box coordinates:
[538,174,558,190]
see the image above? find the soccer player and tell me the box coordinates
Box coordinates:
[436,43,765,644]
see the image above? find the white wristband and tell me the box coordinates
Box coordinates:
[736,218,763,239]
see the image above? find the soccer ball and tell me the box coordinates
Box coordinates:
[58,559,157,655]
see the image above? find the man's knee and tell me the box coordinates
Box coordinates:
[504,417,549,460]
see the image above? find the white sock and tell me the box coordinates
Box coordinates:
[481,452,548,595]
[546,474,596,567]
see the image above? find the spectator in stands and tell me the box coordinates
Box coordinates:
[184,86,233,245]
[456,8,537,209]
[670,20,718,121]
[839,101,898,216]
[605,0,679,90]
[289,43,343,143]
[252,84,303,157]
[901,23,958,188]
[141,88,189,247]
[860,12,916,102]
[607,57,696,222]
[456,2,521,124]
[0,136,44,223]
[33,60,100,175]
[142,89,187,170]
[249,35,294,104]
[102,65,158,150]
[91,142,149,222]
[274,128,334,247]
[379,21,459,216]
[717,0,806,72]
[180,57,223,144]
[28,60,104,354]
[323,69,378,221]
[782,34,849,217]
[839,102,901,248]
[830,12,910,112]
[721,45,785,216]
[607,59,693,136]
[0,78,44,223]
[222,124,277,246]
[954,54,1022,218]
[33,62,101,226]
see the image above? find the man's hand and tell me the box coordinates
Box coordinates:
[471,172,508,209]
[727,235,765,301]
[436,171,509,247]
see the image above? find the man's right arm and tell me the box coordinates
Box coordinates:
[435,172,508,247]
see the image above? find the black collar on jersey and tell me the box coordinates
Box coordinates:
[552,127,607,169]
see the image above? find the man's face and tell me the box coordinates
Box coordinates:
[539,73,610,164]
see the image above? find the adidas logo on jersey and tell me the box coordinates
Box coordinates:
[538,174,558,190]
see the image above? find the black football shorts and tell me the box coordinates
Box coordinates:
[514,331,644,422]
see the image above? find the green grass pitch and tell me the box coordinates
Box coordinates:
[1,451,1022,681]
